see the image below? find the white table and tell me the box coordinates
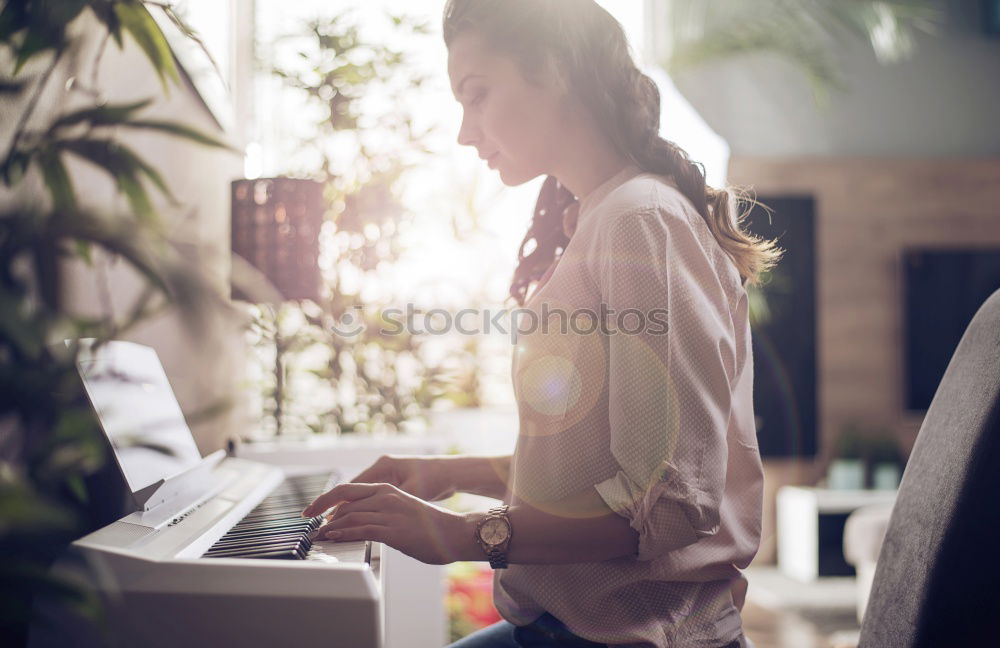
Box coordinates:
[776,486,897,582]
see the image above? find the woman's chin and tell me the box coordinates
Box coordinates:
[494,165,535,187]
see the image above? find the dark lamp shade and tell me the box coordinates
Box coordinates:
[231,178,323,302]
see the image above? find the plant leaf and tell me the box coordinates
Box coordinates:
[113,2,179,93]
[160,5,228,90]
[660,0,941,105]
[56,138,164,221]
[6,0,87,74]
[0,78,25,94]
[46,210,171,296]
[32,237,61,311]
[115,171,155,222]
[37,149,76,212]
[0,2,27,42]
[89,2,124,48]
[1,149,33,186]
[13,25,57,75]
[48,99,154,132]
[122,119,237,151]
[74,240,93,264]
[126,151,175,205]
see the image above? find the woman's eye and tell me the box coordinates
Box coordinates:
[470,90,487,107]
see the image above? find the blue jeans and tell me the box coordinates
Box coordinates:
[445,614,746,648]
[446,612,609,647]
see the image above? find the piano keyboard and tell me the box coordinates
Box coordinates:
[50,460,385,647]
[203,472,332,560]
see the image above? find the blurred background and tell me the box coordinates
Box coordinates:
[2,1,999,647]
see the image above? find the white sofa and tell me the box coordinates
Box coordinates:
[843,502,895,624]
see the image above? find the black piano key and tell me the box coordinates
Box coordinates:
[217,526,311,540]
[207,537,310,556]
[226,520,314,532]
[212,529,307,543]
[201,471,336,561]
[204,546,303,560]
[221,520,320,537]
[226,520,310,531]
[212,529,311,544]
[207,536,307,553]
[209,537,305,551]
[239,512,316,524]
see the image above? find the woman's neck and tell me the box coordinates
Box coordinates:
[550,126,632,201]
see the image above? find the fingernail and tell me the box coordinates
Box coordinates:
[325,530,342,540]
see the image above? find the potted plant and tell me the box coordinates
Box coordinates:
[828,420,867,489]
[1,2,234,643]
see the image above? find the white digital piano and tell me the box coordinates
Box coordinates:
[29,341,384,647]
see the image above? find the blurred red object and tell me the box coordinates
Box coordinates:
[447,563,502,631]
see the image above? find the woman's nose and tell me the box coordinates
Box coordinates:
[456,113,480,148]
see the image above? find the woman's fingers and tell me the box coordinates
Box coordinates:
[315,511,389,539]
[317,524,390,543]
[322,489,401,522]
[302,482,390,517]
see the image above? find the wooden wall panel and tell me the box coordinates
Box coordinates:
[729,157,1000,564]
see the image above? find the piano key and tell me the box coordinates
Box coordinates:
[225,519,316,532]
[201,472,335,561]
[224,524,320,538]
[203,546,305,560]
[206,536,307,552]
[239,512,318,523]
[212,528,309,542]
[219,528,311,542]
[209,537,307,551]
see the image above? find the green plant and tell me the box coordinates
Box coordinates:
[1,1,233,643]
[834,420,869,460]
[247,8,455,436]
[659,0,942,104]
[868,433,904,467]
[835,420,906,488]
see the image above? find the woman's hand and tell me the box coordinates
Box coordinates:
[349,454,460,502]
[301,482,475,565]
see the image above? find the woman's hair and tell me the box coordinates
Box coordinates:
[443,0,784,307]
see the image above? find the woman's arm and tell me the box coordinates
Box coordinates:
[451,454,511,500]
[453,484,640,564]
[303,476,640,565]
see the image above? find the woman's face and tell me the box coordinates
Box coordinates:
[447,31,569,185]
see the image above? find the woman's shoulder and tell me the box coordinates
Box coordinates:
[590,171,699,236]
[588,171,746,307]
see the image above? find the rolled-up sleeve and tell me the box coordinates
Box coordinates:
[592,206,735,562]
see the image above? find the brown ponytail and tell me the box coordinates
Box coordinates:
[444,0,784,307]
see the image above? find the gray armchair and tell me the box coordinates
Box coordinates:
[858,288,1000,647]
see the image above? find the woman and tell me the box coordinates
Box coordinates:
[303,0,783,645]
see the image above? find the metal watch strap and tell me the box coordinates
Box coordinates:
[480,504,510,569]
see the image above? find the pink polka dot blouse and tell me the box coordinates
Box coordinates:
[494,165,762,647]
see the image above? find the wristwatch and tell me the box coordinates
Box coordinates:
[474,504,512,569]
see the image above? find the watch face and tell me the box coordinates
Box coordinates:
[480,518,510,545]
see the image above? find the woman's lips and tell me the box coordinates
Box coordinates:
[487,153,499,169]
